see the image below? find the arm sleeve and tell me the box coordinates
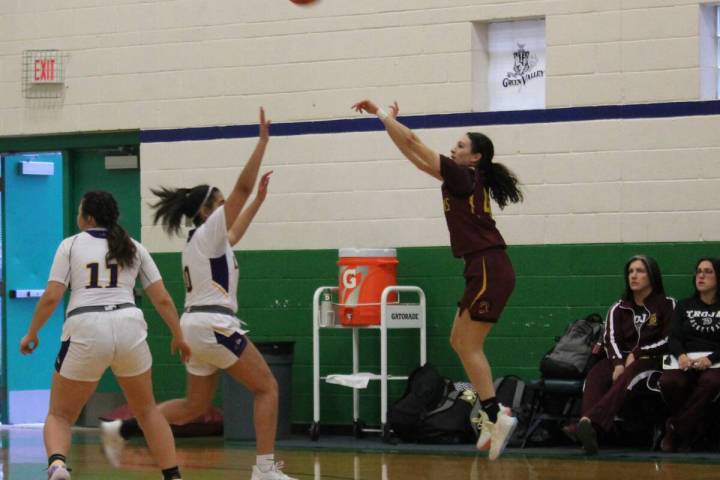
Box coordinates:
[135,242,162,288]
[603,303,624,366]
[440,155,474,197]
[667,300,686,358]
[47,238,72,286]
[193,206,229,258]
[636,297,674,357]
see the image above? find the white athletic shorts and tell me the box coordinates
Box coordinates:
[56,307,152,382]
[181,311,249,376]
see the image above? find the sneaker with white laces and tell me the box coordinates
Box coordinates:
[47,464,71,480]
[475,405,512,451]
[99,419,125,467]
[487,408,518,460]
[250,461,298,480]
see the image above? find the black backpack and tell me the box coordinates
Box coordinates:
[491,375,533,447]
[493,375,527,412]
[540,313,604,379]
[387,364,448,442]
[417,385,478,444]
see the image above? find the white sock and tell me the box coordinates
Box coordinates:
[256,454,275,472]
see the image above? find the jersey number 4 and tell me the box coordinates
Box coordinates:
[86,262,119,289]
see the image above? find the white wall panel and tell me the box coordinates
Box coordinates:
[141,113,720,251]
[0,0,712,135]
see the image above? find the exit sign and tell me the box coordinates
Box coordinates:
[24,50,64,85]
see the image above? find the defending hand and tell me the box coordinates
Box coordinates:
[259,107,271,141]
[388,101,400,118]
[256,171,273,202]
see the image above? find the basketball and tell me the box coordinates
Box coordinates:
[290,0,318,5]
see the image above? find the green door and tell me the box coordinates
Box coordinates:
[69,149,140,239]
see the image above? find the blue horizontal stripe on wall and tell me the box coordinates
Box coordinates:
[140,99,720,143]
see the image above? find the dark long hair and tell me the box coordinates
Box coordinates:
[81,191,136,268]
[622,255,665,302]
[467,132,523,209]
[150,184,219,236]
[693,257,720,302]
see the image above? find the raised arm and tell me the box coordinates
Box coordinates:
[228,171,272,246]
[224,107,270,227]
[352,100,442,181]
[20,281,66,354]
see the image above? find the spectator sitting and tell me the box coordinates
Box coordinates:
[659,257,720,452]
[575,255,675,454]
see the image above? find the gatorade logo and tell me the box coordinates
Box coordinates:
[391,313,419,320]
[342,268,359,289]
[340,265,368,306]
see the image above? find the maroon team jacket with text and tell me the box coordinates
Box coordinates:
[603,292,676,366]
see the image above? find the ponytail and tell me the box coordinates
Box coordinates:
[106,223,136,268]
[467,131,523,209]
[81,191,137,268]
[483,162,523,209]
[150,184,217,236]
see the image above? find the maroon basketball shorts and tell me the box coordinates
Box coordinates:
[458,248,515,322]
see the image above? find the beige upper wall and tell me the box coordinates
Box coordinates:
[0,0,712,135]
[139,113,720,252]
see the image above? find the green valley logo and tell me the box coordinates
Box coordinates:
[502,43,544,88]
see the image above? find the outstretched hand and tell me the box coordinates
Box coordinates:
[259,107,271,141]
[256,170,273,202]
[352,99,379,115]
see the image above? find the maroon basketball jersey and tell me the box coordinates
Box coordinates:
[439,155,506,257]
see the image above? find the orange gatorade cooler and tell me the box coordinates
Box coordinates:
[337,248,398,326]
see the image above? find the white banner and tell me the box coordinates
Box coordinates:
[488,20,546,111]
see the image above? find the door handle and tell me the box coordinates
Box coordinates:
[9,289,45,299]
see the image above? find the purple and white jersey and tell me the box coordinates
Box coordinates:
[48,229,161,312]
[182,206,238,312]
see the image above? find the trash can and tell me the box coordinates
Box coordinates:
[223,341,294,441]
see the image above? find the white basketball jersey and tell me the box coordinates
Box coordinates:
[48,229,162,312]
[182,206,239,312]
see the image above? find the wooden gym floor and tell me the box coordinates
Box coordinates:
[3,426,720,479]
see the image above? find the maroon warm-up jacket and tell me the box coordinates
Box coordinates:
[603,292,676,366]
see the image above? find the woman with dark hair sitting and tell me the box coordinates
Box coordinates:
[576,255,675,454]
[659,257,720,452]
